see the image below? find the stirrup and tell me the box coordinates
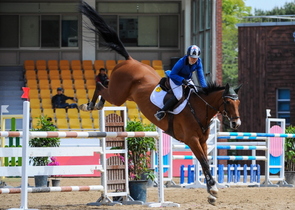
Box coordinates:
[154,110,166,121]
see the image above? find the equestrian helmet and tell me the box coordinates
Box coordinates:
[187,45,201,58]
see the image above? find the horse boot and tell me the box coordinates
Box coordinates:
[154,96,178,121]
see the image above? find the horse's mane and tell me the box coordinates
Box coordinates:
[198,81,225,95]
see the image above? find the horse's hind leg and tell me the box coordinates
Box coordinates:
[79,82,106,111]
[188,140,218,205]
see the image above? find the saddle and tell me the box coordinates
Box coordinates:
[158,77,191,110]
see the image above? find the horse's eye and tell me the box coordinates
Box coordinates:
[225,100,230,104]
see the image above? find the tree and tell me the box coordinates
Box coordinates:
[254,1,295,17]
[222,0,251,86]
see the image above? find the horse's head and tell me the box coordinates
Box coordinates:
[221,83,242,129]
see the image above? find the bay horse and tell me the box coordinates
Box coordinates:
[79,2,241,205]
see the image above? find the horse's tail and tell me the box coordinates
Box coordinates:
[79,1,129,60]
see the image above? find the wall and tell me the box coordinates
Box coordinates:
[238,23,295,132]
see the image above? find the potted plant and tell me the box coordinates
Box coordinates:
[285,125,295,184]
[126,120,156,202]
[29,116,60,187]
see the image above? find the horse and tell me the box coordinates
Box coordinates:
[79,2,241,205]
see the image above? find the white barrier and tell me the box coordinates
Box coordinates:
[0,101,180,209]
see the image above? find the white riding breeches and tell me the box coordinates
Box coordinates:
[169,79,194,100]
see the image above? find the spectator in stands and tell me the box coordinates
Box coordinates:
[51,87,78,109]
[95,68,109,87]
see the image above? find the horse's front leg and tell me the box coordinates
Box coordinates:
[189,140,218,205]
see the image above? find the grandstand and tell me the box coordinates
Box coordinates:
[24,59,164,130]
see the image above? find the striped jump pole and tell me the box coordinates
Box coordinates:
[0,185,104,194]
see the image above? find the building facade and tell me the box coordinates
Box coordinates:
[0,0,222,84]
[237,22,295,132]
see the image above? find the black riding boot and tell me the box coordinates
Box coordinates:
[154,96,178,121]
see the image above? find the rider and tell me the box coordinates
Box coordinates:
[154,45,208,121]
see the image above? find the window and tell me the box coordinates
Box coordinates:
[98,2,179,48]
[0,15,18,48]
[0,2,78,49]
[277,89,290,125]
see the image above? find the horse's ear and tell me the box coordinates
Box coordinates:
[234,84,242,94]
[223,83,230,96]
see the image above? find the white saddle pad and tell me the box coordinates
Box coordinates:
[150,85,192,115]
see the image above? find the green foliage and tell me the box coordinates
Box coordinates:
[222,0,251,86]
[29,116,60,166]
[285,125,295,171]
[126,120,156,181]
[254,1,295,17]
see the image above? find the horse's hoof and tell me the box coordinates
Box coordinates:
[79,104,90,111]
[94,101,104,110]
[207,194,217,206]
[210,184,218,198]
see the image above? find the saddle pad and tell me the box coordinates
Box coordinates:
[150,85,191,115]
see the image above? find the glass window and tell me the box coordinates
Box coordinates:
[0,15,18,48]
[138,16,158,47]
[41,15,60,48]
[62,15,78,47]
[119,16,138,47]
[159,15,178,48]
[20,16,40,47]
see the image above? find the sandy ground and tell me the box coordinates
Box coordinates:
[1,177,295,210]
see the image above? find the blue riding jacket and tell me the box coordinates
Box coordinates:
[167,55,207,87]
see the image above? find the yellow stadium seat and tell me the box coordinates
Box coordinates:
[56,118,69,130]
[67,109,79,119]
[59,60,70,70]
[72,70,84,80]
[26,80,38,89]
[41,98,52,109]
[29,89,39,99]
[38,79,50,90]
[48,70,60,80]
[141,60,151,66]
[30,99,41,109]
[128,108,140,120]
[81,118,94,130]
[48,60,58,71]
[73,80,85,90]
[82,60,93,70]
[117,60,124,64]
[24,60,35,70]
[94,60,105,71]
[55,109,67,119]
[42,109,55,119]
[31,109,42,119]
[50,80,62,91]
[79,111,92,119]
[85,80,96,89]
[62,80,73,89]
[156,70,165,77]
[84,70,95,80]
[93,118,99,130]
[60,70,72,80]
[63,89,75,97]
[71,60,82,71]
[36,70,48,80]
[69,118,81,130]
[106,60,116,71]
[25,70,37,80]
[31,118,41,129]
[77,98,89,105]
[152,60,163,70]
[39,89,51,99]
[75,89,88,99]
[125,101,137,109]
[87,89,95,100]
[36,60,47,70]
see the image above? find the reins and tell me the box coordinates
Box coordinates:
[187,86,239,133]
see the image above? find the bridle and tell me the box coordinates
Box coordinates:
[187,88,240,133]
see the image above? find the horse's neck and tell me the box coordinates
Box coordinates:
[193,90,223,121]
